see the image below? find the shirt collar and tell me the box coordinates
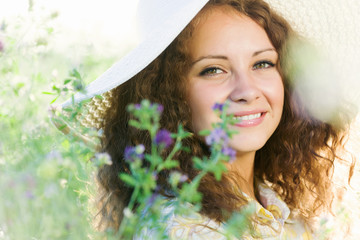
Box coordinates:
[255,182,291,224]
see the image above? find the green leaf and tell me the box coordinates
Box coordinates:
[52,85,60,91]
[158,159,178,171]
[62,107,73,112]
[198,129,211,136]
[70,68,81,79]
[192,157,205,170]
[150,155,163,166]
[211,162,227,181]
[47,27,54,34]
[128,119,141,128]
[119,173,138,187]
[50,95,59,104]
[64,79,72,85]
[16,82,25,88]
[181,146,191,153]
[224,203,255,238]
[169,171,182,187]
[70,112,78,120]
[174,124,192,139]
[42,91,55,95]
[180,183,202,203]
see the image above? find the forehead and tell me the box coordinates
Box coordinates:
[192,5,258,36]
[187,5,273,58]
[197,5,242,20]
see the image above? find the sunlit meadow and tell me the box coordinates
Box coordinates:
[0,1,137,239]
[0,1,359,239]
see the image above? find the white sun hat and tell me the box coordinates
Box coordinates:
[266,0,360,107]
[61,0,360,109]
[61,0,209,107]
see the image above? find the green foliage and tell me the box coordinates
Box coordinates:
[0,3,117,239]
[223,203,255,239]
[111,100,249,239]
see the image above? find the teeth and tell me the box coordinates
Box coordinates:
[234,113,261,121]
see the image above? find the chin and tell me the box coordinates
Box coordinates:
[229,136,268,154]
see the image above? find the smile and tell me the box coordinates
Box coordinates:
[233,113,261,121]
[232,112,266,127]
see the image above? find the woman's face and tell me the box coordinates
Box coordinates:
[187,7,284,155]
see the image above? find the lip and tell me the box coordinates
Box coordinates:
[231,110,267,127]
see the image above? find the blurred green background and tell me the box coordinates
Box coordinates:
[0,1,137,239]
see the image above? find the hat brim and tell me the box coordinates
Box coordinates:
[62,0,209,107]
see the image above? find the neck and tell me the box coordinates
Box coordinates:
[225,151,256,199]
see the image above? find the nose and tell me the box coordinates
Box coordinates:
[229,72,261,103]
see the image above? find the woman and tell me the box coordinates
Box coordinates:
[58,0,354,239]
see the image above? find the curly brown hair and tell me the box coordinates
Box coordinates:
[95,0,352,231]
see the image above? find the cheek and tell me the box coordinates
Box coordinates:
[261,76,284,124]
[188,93,211,131]
[188,83,221,132]
[277,82,285,108]
[270,80,285,116]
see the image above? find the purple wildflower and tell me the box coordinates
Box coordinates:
[94,152,112,166]
[144,185,161,213]
[124,146,134,161]
[134,104,141,110]
[222,146,237,163]
[155,129,173,148]
[212,103,224,112]
[156,104,164,113]
[24,174,36,189]
[0,40,3,52]
[179,174,188,183]
[25,190,35,199]
[205,128,229,146]
[45,150,62,162]
[147,191,159,207]
[152,171,158,181]
[124,145,144,162]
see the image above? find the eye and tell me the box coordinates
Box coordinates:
[252,60,275,70]
[199,67,225,76]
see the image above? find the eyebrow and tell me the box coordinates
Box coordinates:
[191,48,277,65]
[252,48,276,57]
[191,55,228,65]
